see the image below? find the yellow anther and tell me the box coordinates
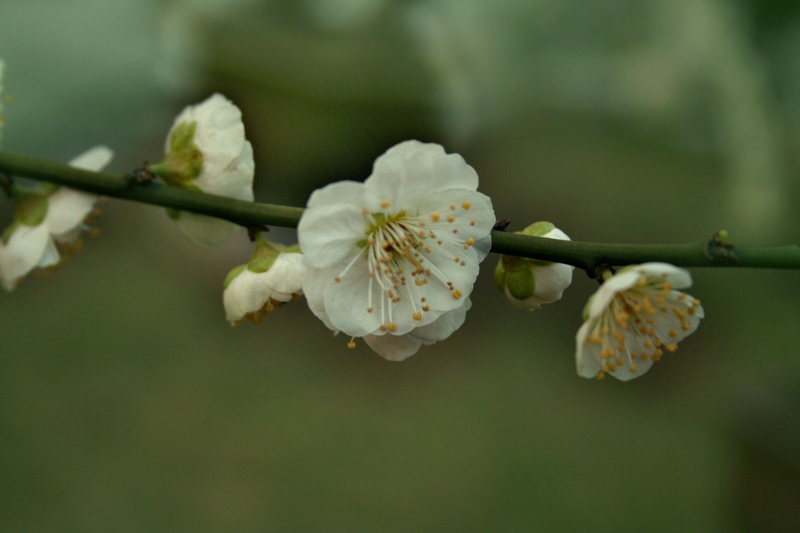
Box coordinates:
[595,373,606,381]
[668,329,678,338]
[380,325,387,332]
[334,276,341,282]
[470,220,475,226]
[447,216,455,223]
[380,200,391,208]
[629,364,638,373]
[608,363,618,372]
[616,356,624,366]
[450,204,456,210]
[465,237,475,246]
[430,212,440,222]
[601,363,610,372]
[387,322,397,332]
[665,343,678,352]
[422,305,430,312]
[452,288,463,299]
[462,200,471,209]
[413,312,422,321]
[347,340,357,349]
[687,307,696,316]
[589,334,603,344]
[601,348,615,359]
[640,353,649,361]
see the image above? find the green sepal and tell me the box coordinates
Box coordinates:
[166,208,181,220]
[247,252,279,274]
[148,120,203,186]
[282,244,302,254]
[582,294,595,321]
[223,264,247,288]
[520,221,555,237]
[517,222,557,266]
[494,259,507,292]
[15,193,49,228]
[505,266,535,300]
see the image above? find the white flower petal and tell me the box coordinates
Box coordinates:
[363,333,423,362]
[634,262,693,290]
[575,321,604,379]
[412,188,495,260]
[196,139,255,201]
[364,140,479,211]
[303,265,337,331]
[323,258,383,337]
[224,269,272,323]
[0,224,55,291]
[265,253,305,296]
[588,270,639,317]
[299,181,368,269]
[67,145,114,172]
[411,297,472,344]
[175,212,239,249]
[45,188,98,239]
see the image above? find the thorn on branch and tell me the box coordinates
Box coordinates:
[493,219,511,232]
[590,263,615,283]
[247,225,270,241]
[704,230,740,264]
[132,165,156,184]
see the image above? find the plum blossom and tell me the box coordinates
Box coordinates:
[151,93,254,248]
[298,140,494,360]
[576,262,704,381]
[0,146,114,291]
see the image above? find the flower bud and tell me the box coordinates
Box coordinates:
[223,234,305,324]
[150,93,255,248]
[495,222,573,310]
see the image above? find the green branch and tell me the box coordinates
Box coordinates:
[1,148,799,273]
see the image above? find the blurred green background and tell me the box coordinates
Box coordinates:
[2,0,800,531]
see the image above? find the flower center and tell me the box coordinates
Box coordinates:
[334,200,478,332]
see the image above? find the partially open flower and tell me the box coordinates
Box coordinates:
[0,146,113,291]
[576,262,704,381]
[495,222,573,310]
[298,140,495,359]
[223,235,305,324]
[151,93,254,248]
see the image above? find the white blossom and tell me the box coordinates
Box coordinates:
[224,248,305,325]
[0,146,113,291]
[575,262,704,381]
[155,93,254,248]
[298,140,494,358]
[496,222,573,310]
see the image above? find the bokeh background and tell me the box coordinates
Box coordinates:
[2,0,800,530]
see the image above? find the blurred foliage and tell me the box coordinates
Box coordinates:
[1,0,799,530]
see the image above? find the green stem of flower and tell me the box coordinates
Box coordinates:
[1,149,799,274]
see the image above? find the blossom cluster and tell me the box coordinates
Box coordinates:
[0,89,706,381]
